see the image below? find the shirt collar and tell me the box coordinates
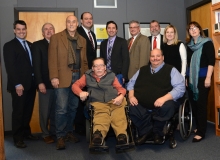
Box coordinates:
[150,62,165,73]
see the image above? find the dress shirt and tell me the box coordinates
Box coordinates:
[16,37,32,64]
[82,25,95,46]
[107,35,116,54]
[151,34,161,49]
[127,62,185,101]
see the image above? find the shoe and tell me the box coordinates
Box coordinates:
[56,137,65,150]
[135,131,153,145]
[117,134,127,145]
[192,135,204,143]
[25,134,39,140]
[92,130,103,145]
[43,136,54,144]
[154,134,164,144]
[14,141,27,148]
[65,132,80,143]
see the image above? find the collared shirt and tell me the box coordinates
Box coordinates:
[151,34,161,49]
[107,35,117,54]
[129,32,140,49]
[127,62,185,101]
[81,25,95,46]
[16,37,32,64]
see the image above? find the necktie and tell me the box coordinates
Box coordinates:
[128,37,134,50]
[153,36,157,49]
[88,31,95,50]
[107,40,113,70]
[23,41,32,65]
[152,69,155,74]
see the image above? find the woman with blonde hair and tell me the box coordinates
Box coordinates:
[163,24,187,77]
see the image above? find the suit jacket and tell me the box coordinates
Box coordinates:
[77,26,97,69]
[100,36,130,80]
[3,38,33,91]
[48,29,88,88]
[148,34,164,50]
[127,33,150,79]
[32,38,53,89]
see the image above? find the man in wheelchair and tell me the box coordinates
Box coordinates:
[72,57,128,146]
[127,49,185,145]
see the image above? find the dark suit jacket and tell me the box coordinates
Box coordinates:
[32,38,53,89]
[100,36,130,80]
[77,26,97,69]
[3,38,33,91]
[148,34,163,50]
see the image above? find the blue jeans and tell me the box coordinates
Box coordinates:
[54,72,80,138]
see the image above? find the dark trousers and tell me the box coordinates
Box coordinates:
[187,77,210,137]
[11,80,36,143]
[74,100,86,134]
[129,100,178,136]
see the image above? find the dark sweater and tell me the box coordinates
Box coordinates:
[134,64,173,109]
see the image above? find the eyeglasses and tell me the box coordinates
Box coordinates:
[93,64,105,68]
[189,26,198,31]
[129,26,139,29]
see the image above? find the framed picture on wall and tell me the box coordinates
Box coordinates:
[93,24,108,45]
[123,22,170,40]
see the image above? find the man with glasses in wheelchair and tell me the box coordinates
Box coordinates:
[127,48,185,145]
[72,57,128,147]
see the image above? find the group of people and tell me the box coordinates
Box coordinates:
[3,11,215,151]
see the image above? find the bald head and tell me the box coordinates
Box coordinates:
[66,15,78,36]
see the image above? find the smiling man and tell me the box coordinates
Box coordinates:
[3,20,38,148]
[100,21,129,86]
[72,57,128,146]
[127,49,185,145]
[48,15,88,150]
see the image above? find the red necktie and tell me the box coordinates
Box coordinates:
[153,36,157,49]
[88,31,95,50]
[128,37,134,50]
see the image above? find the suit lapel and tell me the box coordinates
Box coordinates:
[61,30,68,50]
[14,38,31,63]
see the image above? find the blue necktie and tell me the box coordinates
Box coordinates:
[107,40,113,70]
[23,41,32,65]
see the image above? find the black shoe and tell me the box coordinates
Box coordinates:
[135,132,153,145]
[154,134,164,144]
[192,135,204,143]
[14,141,27,148]
[25,134,39,140]
[92,130,103,145]
[117,134,127,145]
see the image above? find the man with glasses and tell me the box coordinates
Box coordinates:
[72,57,128,145]
[127,20,150,80]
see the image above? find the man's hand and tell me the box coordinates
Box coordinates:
[79,91,89,101]
[16,85,24,96]
[51,78,59,88]
[39,83,46,94]
[112,94,124,106]
[129,96,138,106]
[154,97,166,107]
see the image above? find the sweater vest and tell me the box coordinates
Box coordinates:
[134,64,173,109]
[85,69,118,103]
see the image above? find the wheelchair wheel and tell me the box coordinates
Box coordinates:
[86,119,90,143]
[179,98,192,140]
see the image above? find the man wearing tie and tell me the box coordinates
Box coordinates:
[3,20,38,148]
[32,23,56,144]
[148,20,164,50]
[100,21,129,85]
[77,12,97,69]
[127,20,150,80]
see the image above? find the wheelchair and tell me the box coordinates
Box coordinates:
[85,102,135,153]
[134,97,192,149]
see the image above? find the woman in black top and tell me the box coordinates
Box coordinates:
[186,21,215,142]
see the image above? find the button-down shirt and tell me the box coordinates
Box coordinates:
[127,62,185,101]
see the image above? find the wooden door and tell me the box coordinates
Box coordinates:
[19,12,74,133]
[190,2,215,122]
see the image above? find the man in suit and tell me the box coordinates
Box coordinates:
[127,20,150,80]
[32,23,56,144]
[148,20,163,50]
[77,12,97,69]
[75,12,97,136]
[3,20,38,148]
[48,15,88,150]
[100,21,129,84]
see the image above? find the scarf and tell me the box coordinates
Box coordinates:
[187,36,211,101]
[66,30,83,68]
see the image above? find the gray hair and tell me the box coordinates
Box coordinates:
[41,23,55,32]
[129,20,140,26]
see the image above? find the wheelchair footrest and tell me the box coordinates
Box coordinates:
[115,142,135,153]
[89,144,109,153]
